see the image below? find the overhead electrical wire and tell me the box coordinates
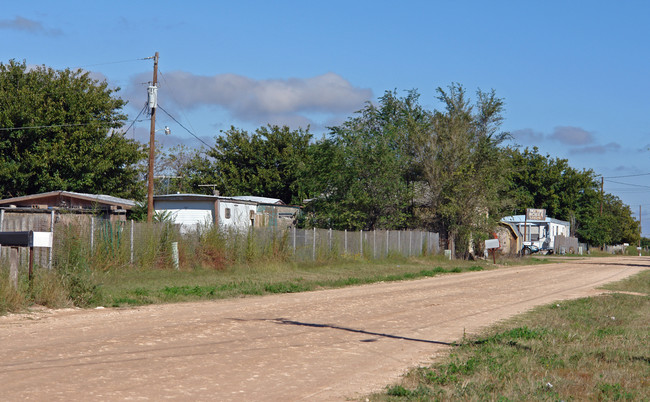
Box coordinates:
[605,179,650,189]
[0,122,109,131]
[157,105,214,150]
[158,70,210,149]
[76,56,154,69]
[158,70,201,135]
[0,104,147,136]
[122,103,148,136]
[603,172,650,179]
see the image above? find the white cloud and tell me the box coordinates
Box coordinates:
[549,126,595,146]
[125,71,372,129]
[570,142,621,154]
[510,128,546,144]
[0,16,62,36]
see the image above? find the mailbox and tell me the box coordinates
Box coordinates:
[0,231,53,248]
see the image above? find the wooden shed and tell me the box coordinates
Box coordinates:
[0,191,135,222]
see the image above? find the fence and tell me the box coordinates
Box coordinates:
[554,235,580,254]
[0,212,440,271]
[290,228,439,260]
[0,209,55,269]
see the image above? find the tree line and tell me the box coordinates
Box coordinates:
[0,60,640,253]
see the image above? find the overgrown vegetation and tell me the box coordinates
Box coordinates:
[159,86,638,255]
[2,219,511,314]
[0,59,145,199]
[0,58,638,256]
[371,269,650,401]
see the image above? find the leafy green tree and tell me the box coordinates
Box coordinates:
[422,84,511,255]
[0,60,145,199]
[302,90,431,230]
[153,143,200,195]
[188,125,313,204]
[505,147,639,246]
[504,147,598,222]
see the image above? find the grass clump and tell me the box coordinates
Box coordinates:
[99,260,487,307]
[371,270,650,401]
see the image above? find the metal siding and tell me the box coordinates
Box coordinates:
[154,200,214,233]
[219,201,255,230]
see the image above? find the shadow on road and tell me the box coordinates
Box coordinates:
[231,317,454,346]
[582,262,650,268]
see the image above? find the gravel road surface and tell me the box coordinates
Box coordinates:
[0,256,647,401]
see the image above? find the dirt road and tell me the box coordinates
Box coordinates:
[0,257,647,401]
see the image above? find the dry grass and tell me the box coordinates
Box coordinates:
[372,269,650,401]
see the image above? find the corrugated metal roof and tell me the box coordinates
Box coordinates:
[0,190,135,208]
[153,194,258,205]
[229,196,284,205]
[501,215,570,226]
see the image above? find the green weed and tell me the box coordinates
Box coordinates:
[370,270,650,401]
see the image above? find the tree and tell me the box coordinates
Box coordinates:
[422,84,511,255]
[153,143,200,195]
[302,90,431,230]
[504,147,639,246]
[187,125,313,204]
[0,60,145,199]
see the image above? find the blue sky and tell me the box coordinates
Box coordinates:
[2,1,650,234]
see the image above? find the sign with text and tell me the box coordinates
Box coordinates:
[526,208,546,221]
[485,239,500,249]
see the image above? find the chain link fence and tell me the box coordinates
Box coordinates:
[1,211,441,271]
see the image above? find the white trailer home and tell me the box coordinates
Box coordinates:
[500,214,570,252]
[153,194,257,234]
[153,194,301,234]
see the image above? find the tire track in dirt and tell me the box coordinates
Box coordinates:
[0,256,647,401]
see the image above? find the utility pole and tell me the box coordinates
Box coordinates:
[147,52,159,223]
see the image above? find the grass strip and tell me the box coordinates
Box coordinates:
[103,263,486,307]
[371,269,650,401]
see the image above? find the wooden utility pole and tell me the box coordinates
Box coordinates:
[147,52,159,223]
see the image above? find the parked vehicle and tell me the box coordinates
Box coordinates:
[521,244,554,256]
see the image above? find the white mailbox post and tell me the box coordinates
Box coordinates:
[485,238,500,264]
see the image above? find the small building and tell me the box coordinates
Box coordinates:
[153,194,301,234]
[0,190,135,222]
[229,196,301,228]
[500,214,570,251]
[495,221,523,256]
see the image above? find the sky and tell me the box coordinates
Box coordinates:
[2,1,650,234]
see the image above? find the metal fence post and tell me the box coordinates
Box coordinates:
[312,227,316,260]
[344,229,347,255]
[398,231,401,256]
[386,230,389,257]
[373,229,376,259]
[329,228,332,252]
[49,210,54,269]
[130,219,135,264]
[360,229,363,256]
[90,217,94,253]
[293,226,296,255]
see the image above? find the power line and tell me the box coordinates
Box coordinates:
[605,179,650,189]
[0,122,110,131]
[122,103,148,135]
[75,57,153,69]
[603,172,650,179]
[159,70,201,138]
[157,105,214,150]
